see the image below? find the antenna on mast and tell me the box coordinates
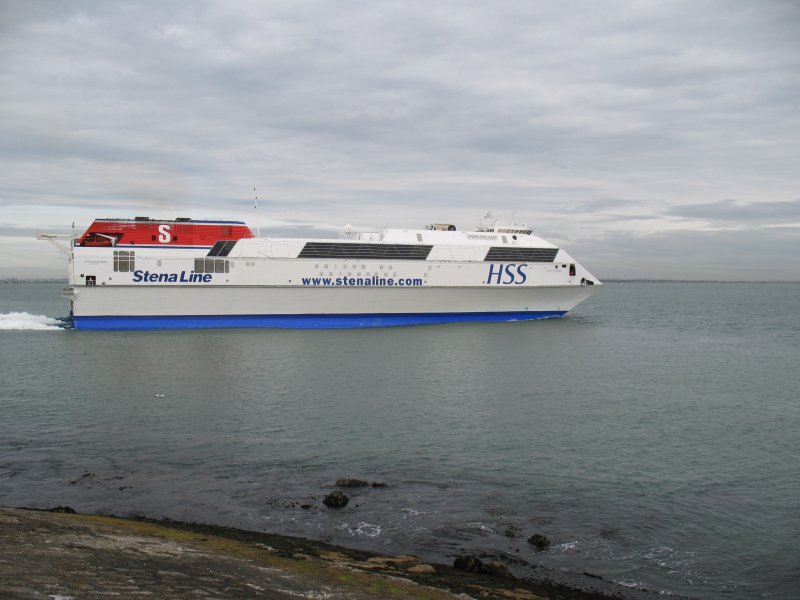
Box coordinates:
[253,187,261,237]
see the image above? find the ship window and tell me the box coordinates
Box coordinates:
[195,258,229,273]
[86,275,96,286]
[484,247,559,262]
[113,250,135,272]
[207,240,237,257]
[298,243,432,261]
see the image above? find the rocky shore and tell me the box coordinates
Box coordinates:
[0,506,688,600]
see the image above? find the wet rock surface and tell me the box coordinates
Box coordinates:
[453,555,512,578]
[528,534,552,549]
[322,490,349,507]
[335,478,370,487]
[335,478,388,488]
[0,507,690,600]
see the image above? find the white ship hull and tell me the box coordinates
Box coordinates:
[67,284,597,329]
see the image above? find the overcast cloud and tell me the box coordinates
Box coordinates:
[1,0,798,279]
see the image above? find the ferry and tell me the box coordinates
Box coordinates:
[38,215,601,330]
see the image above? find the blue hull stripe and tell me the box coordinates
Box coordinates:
[72,311,566,331]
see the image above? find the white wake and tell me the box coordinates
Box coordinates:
[0,312,64,330]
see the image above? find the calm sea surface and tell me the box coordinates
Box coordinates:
[1,282,798,599]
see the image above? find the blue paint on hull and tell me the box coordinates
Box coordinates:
[72,311,567,331]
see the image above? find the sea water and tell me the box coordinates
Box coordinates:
[0,281,798,599]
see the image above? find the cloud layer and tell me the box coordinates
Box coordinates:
[1,0,798,279]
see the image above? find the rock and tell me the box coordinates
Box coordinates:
[320,551,350,562]
[481,561,512,578]
[366,555,419,569]
[407,564,436,574]
[292,553,311,560]
[347,560,385,571]
[453,555,484,573]
[48,506,77,514]
[453,556,513,578]
[300,504,312,510]
[322,491,349,508]
[370,482,387,488]
[527,533,551,549]
[335,478,369,488]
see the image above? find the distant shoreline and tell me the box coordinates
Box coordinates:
[601,278,800,283]
[1,279,68,284]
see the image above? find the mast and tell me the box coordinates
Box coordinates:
[254,187,261,237]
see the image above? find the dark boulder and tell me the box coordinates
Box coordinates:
[335,478,369,488]
[527,533,551,549]
[48,506,77,514]
[370,481,387,488]
[453,555,513,578]
[482,561,512,578]
[323,491,349,508]
[453,555,484,573]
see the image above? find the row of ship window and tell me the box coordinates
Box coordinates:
[111,253,565,276]
[111,251,231,274]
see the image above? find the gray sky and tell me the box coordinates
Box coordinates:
[2,0,799,280]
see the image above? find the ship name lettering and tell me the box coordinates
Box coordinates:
[132,270,212,283]
[486,263,527,285]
